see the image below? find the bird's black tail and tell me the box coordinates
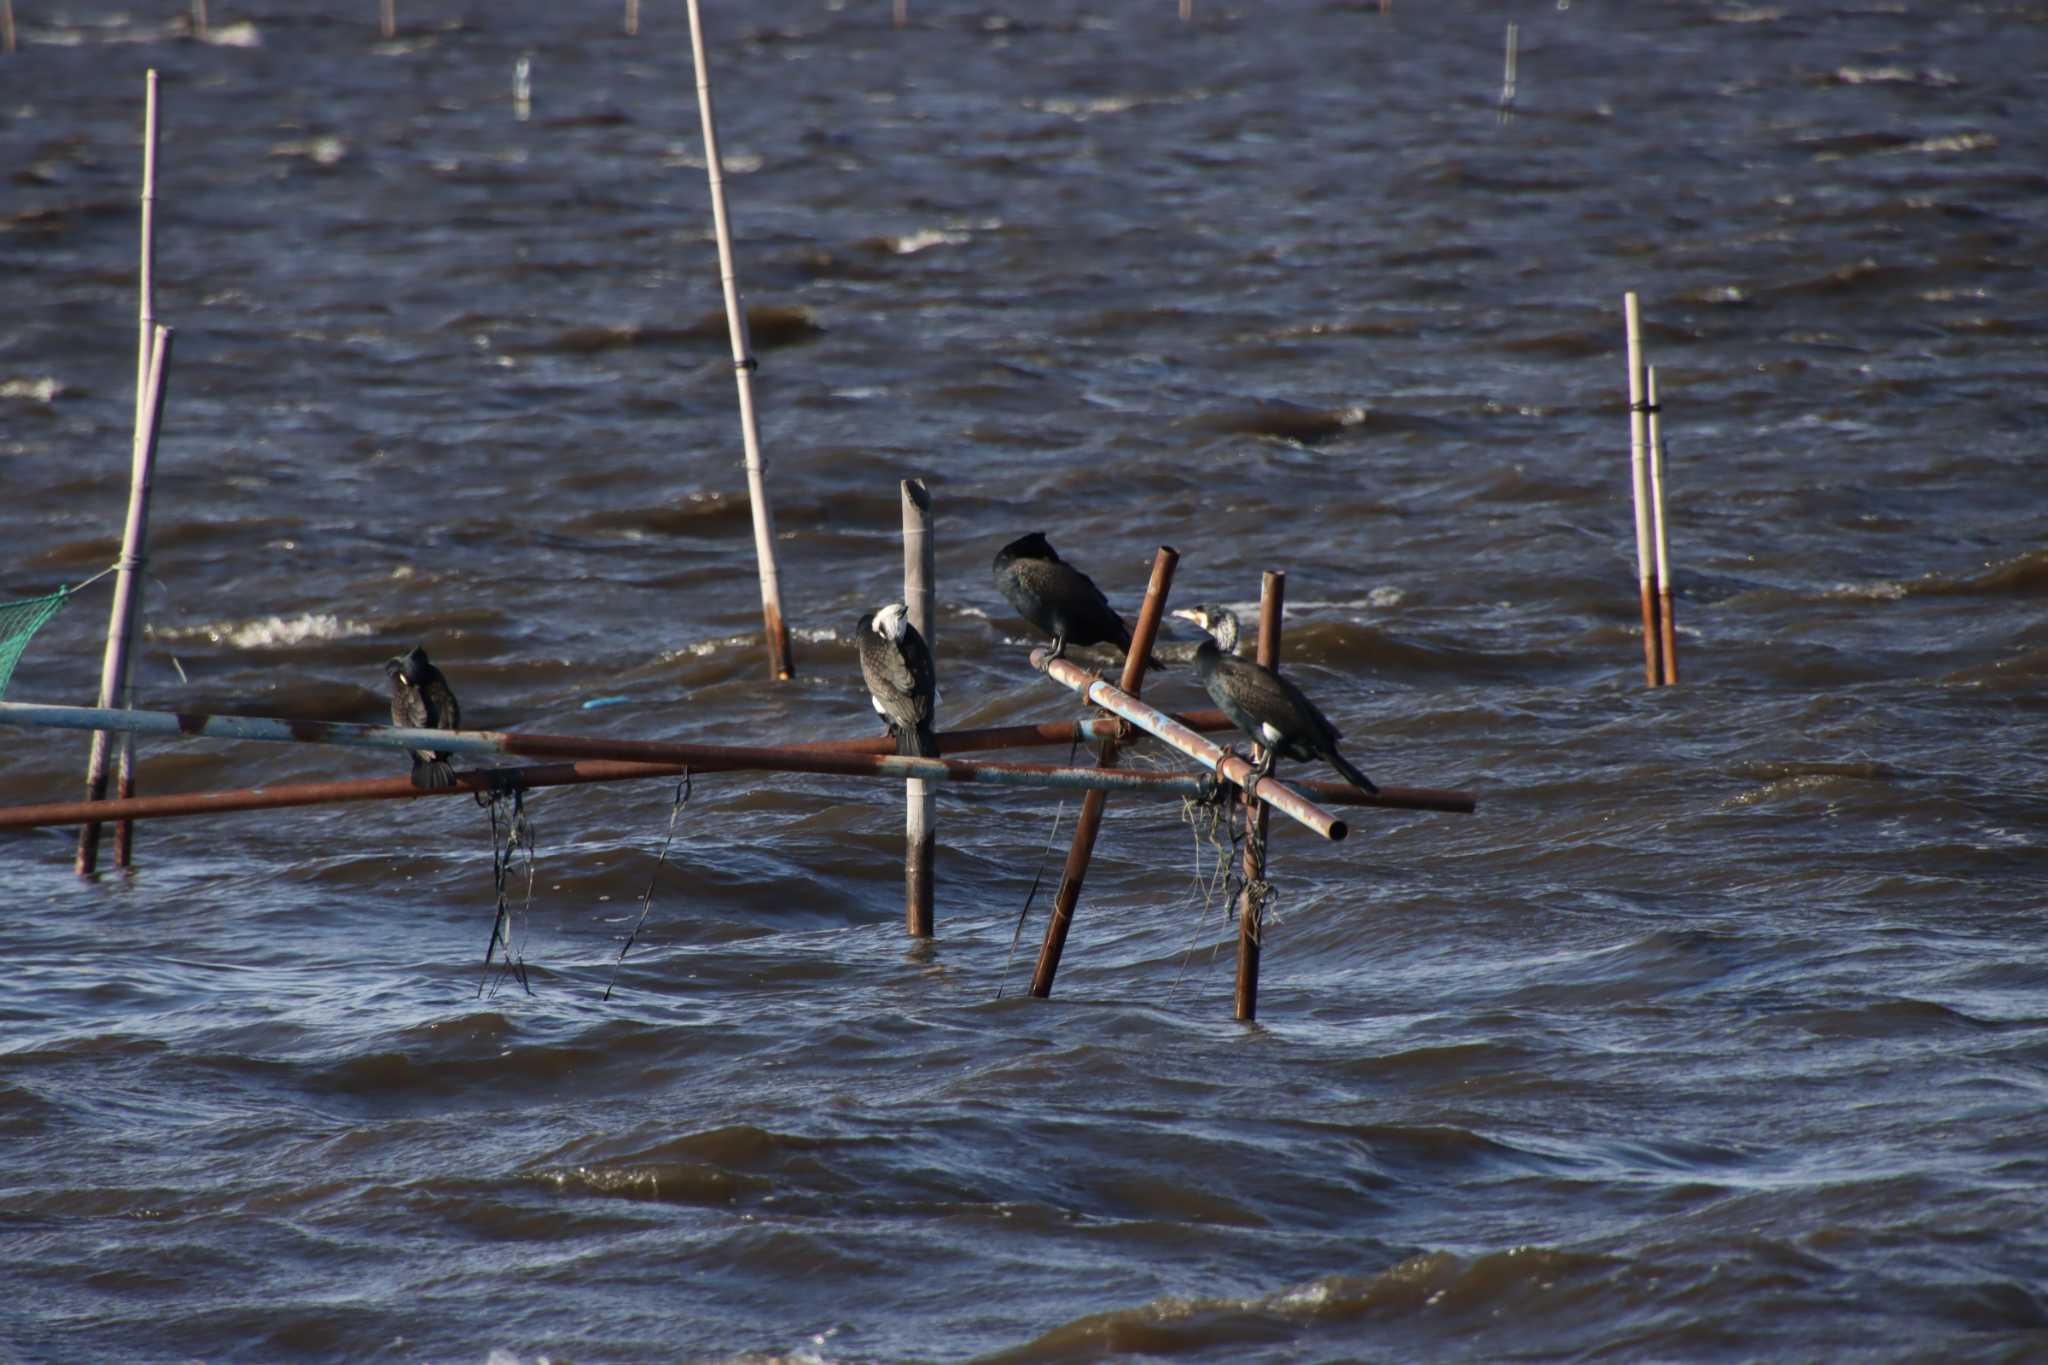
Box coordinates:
[897,721,938,759]
[1327,748,1378,795]
[412,755,457,791]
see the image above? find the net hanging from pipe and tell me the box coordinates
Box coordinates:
[0,587,71,699]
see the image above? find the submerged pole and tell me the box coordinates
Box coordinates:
[902,478,935,937]
[77,326,172,876]
[113,69,162,871]
[684,0,795,681]
[1624,292,1662,687]
[1648,366,1678,685]
[1235,570,1284,1022]
[1029,546,1178,999]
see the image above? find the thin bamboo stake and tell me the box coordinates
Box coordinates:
[513,55,531,122]
[892,0,906,29]
[1623,292,1661,687]
[379,0,395,40]
[625,0,640,36]
[684,0,795,681]
[1648,366,1678,685]
[114,69,162,870]
[192,1,208,40]
[902,478,936,937]
[1029,547,1177,999]
[1236,571,1283,1022]
[1499,22,1518,125]
[3,0,15,56]
[77,327,172,875]
[1180,0,1193,21]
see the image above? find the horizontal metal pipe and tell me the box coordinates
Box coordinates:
[0,754,1249,831]
[0,700,1230,762]
[1033,651,1354,840]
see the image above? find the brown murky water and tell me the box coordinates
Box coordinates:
[4,2,2046,1360]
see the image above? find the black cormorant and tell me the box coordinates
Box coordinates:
[385,645,461,790]
[1173,606,1378,794]
[992,531,1161,666]
[856,601,938,757]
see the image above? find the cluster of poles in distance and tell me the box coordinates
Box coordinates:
[1624,292,1680,687]
[49,1,805,866]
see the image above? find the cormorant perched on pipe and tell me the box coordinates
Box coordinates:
[1172,606,1378,794]
[856,601,937,757]
[385,645,461,790]
[992,531,1163,667]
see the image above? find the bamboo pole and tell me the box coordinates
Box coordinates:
[902,478,935,937]
[892,0,906,29]
[113,69,162,870]
[625,0,640,36]
[1624,292,1662,687]
[1029,547,1178,999]
[3,0,15,56]
[77,327,172,875]
[1648,366,1678,685]
[684,0,795,681]
[1499,22,1518,125]
[379,0,395,40]
[1235,571,1284,1022]
[192,1,208,40]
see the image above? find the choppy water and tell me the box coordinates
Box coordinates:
[4,2,2047,1361]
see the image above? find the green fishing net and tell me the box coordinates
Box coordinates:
[0,587,70,698]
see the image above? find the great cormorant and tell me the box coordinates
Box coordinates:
[856,602,938,757]
[992,531,1161,666]
[1172,606,1378,794]
[385,645,461,790]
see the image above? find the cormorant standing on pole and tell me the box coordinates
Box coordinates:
[856,602,937,757]
[992,531,1161,666]
[1172,606,1377,793]
[385,646,461,790]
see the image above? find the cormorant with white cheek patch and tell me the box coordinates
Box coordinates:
[856,601,937,757]
[385,645,461,790]
[1171,605,1377,794]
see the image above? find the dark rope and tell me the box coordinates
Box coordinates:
[478,778,534,999]
[997,733,1082,999]
[605,771,692,1002]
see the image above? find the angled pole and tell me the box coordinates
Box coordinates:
[114,68,162,870]
[1235,570,1284,1021]
[77,326,172,875]
[1648,366,1679,685]
[685,0,795,680]
[902,478,936,936]
[1029,546,1177,998]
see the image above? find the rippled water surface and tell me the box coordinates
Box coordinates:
[4,2,2047,1361]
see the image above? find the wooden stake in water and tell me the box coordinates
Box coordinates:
[1235,570,1284,1022]
[1623,292,1662,688]
[113,70,163,870]
[625,0,640,36]
[893,0,907,29]
[2,0,15,56]
[1647,366,1678,685]
[513,55,531,122]
[1499,21,1518,125]
[685,0,796,681]
[78,327,173,876]
[902,479,936,937]
[191,0,208,40]
[379,0,395,40]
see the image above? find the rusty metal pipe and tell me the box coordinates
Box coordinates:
[1236,570,1285,1022]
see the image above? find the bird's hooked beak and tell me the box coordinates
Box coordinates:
[1171,606,1210,631]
